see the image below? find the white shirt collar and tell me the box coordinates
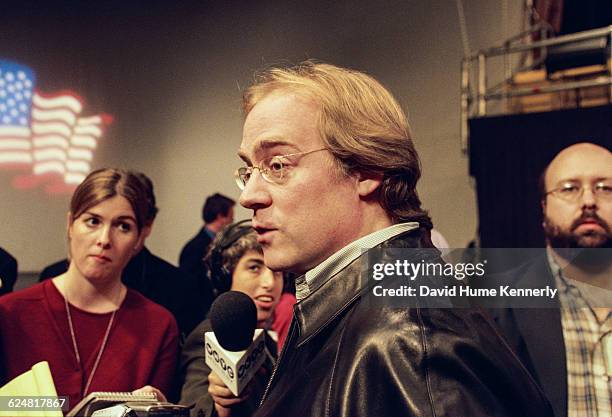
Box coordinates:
[295,222,420,301]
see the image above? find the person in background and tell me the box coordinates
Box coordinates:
[0,246,17,296]
[491,142,611,417]
[0,168,178,406]
[179,220,294,417]
[179,193,235,279]
[39,172,210,338]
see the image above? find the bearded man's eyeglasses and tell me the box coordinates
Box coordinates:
[235,148,328,190]
[545,181,612,202]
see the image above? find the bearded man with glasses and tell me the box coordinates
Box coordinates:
[491,142,611,417]
[225,61,553,417]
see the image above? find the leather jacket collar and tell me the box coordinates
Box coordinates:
[294,226,433,347]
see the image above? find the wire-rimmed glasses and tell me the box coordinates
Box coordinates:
[235,148,328,190]
[546,181,612,202]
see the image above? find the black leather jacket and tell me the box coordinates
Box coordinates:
[254,227,554,417]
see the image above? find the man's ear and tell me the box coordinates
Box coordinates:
[541,198,548,229]
[356,172,383,198]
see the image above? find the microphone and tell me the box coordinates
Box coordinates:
[205,291,267,396]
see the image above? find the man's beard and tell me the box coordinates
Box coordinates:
[544,209,612,275]
[543,209,611,250]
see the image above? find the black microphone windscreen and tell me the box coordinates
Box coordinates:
[209,291,257,351]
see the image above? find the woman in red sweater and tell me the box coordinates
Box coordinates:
[0,168,178,409]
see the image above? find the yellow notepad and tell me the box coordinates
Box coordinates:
[0,361,63,417]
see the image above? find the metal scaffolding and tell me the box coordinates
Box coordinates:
[460,25,612,153]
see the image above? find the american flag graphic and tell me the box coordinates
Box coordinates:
[0,60,112,194]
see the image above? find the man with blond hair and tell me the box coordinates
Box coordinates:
[227,61,553,417]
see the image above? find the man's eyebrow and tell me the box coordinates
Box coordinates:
[237,151,250,164]
[256,139,298,151]
[557,176,611,184]
[238,139,300,163]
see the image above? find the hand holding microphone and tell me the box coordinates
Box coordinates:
[208,370,253,417]
[205,291,269,407]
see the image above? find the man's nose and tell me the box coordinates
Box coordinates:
[239,170,272,210]
[580,187,597,208]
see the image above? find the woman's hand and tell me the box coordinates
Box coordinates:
[208,371,252,417]
[132,385,167,402]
